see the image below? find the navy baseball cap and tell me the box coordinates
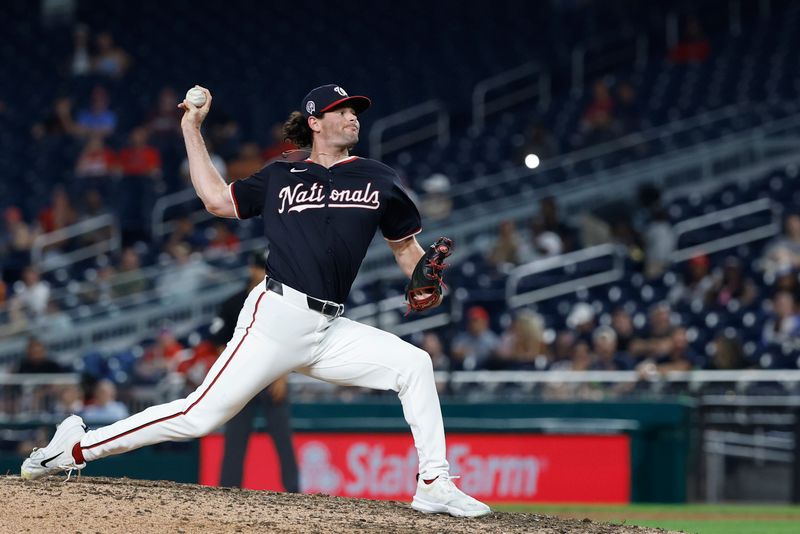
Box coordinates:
[302,84,371,117]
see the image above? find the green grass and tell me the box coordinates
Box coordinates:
[491,503,800,534]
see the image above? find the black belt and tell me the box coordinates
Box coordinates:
[266,278,345,319]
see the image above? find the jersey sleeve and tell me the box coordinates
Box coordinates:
[229,168,267,219]
[380,178,422,242]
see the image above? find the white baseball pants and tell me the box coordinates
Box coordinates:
[79,278,450,479]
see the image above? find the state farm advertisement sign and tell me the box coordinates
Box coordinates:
[200,433,630,503]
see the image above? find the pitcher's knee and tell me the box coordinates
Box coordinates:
[407,347,435,378]
[183,412,224,438]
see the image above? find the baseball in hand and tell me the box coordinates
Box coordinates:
[185,87,206,107]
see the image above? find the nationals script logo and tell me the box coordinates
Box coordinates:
[278,182,380,213]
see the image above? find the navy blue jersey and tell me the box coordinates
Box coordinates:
[230,156,421,302]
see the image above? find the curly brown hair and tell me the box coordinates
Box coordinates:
[282,111,313,148]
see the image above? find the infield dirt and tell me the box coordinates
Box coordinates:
[0,475,677,534]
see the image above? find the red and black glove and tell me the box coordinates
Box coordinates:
[405,237,453,313]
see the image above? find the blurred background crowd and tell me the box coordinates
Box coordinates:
[2,0,800,430]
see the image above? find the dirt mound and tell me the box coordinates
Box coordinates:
[1,476,673,533]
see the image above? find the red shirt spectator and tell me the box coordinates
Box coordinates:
[118,127,162,176]
[38,186,77,233]
[207,221,240,253]
[75,135,117,178]
[670,17,710,64]
[582,80,614,131]
[146,87,182,142]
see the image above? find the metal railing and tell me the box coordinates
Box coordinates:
[505,244,625,309]
[671,198,783,262]
[31,214,121,273]
[369,100,449,161]
[150,187,211,240]
[355,111,800,283]
[346,292,454,338]
[0,373,82,424]
[471,63,550,131]
[0,264,247,366]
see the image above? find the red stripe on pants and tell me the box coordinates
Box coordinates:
[83,290,267,450]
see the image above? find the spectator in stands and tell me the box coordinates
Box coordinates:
[670,16,710,64]
[157,242,213,302]
[567,302,595,344]
[531,196,573,253]
[76,86,117,138]
[79,264,115,305]
[494,310,547,369]
[81,379,129,423]
[581,79,615,146]
[549,329,576,367]
[764,213,800,275]
[134,327,185,384]
[614,81,642,135]
[611,307,635,353]
[773,268,800,301]
[54,384,84,417]
[117,127,162,178]
[74,188,114,247]
[487,220,522,269]
[112,247,148,299]
[206,220,240,255]
[145,87,183,144]
[79,188,109,220]
[545,340,596,400]
[16,338,65,374]
[419,173,453,222]
[179,140,227,186]
[12,266,50,320]
[164,216,207,252]
[451,306,499,370]
[522,197,573,263]
[69,25,91,77]
[643,209,675,279]
[669,254,714,306]
[515,122,559,166]
[629,302,674,360]
[0,280,27,338]
[562,340,593,371]
[38,185,77,234]
[75,134,117,178]
[590,326,633,370]
[35,299,73,335]
[611,218,645,270]
[92,31,130,78]
[708,332,745,370]
[32,97,78,139]
[421,332,450,371]
[207,115,243,161]
[707,256,758,309]
[638,327,697,376]
[762,290,800,346]
[262,122,297,162]
[1,207,38,282]
[227,142,264,181]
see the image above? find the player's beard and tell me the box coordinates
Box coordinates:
[343,130,359,150]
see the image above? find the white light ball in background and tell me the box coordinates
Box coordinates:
[524,153,540,169]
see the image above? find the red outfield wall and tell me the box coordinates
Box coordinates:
[200,433,630,503]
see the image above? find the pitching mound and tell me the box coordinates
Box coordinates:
[1,476,673,533]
